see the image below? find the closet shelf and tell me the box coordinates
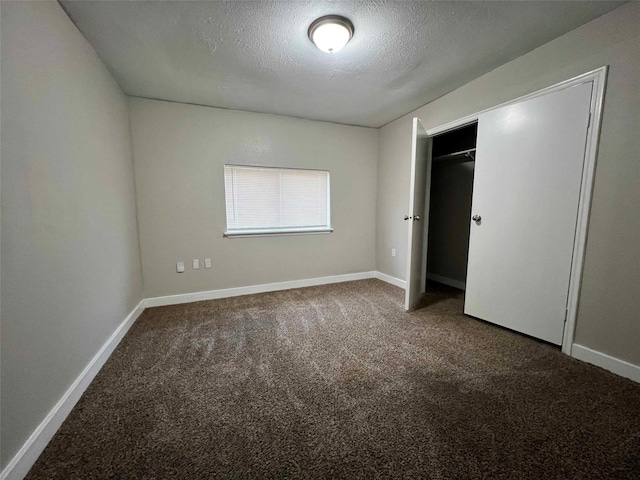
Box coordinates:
[433,148,476,163]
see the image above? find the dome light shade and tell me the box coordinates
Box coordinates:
[308,15,354,53]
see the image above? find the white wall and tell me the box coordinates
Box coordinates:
[129,98,378,298]
[0,1,144,468]
[376,2,640,366]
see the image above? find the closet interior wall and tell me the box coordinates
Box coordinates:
[426,123,478,290]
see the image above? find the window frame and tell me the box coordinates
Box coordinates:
[223,164,333,238]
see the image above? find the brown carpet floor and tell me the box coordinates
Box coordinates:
[26,279,640,479]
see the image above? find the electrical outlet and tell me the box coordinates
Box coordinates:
[177,261,185,273]
[192,259,200,270]
[204,258,212,268]
[392,248,396,257]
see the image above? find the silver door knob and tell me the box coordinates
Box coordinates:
[472,215,481,222]
[413,215,421,221]
[404,215,411,221]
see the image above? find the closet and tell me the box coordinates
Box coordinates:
[405,77,598,347]
[426,123,477,291]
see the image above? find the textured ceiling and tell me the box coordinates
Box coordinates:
[60,1,624,128]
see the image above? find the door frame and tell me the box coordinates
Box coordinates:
[422,66,608,355]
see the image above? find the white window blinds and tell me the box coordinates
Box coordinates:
[224,165,332,236]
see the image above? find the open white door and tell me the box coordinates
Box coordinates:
[465,82,593,344]
[405,118,431,310]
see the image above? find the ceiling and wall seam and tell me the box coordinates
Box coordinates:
[127,95,379,130]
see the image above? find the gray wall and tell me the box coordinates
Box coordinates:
[1,1,144,467]
[427,161,474,285]
[129,98,378,298]
[376,2,640,366]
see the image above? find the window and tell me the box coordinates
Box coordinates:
[223,165,332,237]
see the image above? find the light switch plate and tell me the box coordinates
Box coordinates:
[205,258,212,268]
[177,261,185,273]
[192,259,200,270]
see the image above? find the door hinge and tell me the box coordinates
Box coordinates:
[564,308,569,323]
[587,112,591,128]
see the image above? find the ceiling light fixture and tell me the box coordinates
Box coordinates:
[308,15,354,54]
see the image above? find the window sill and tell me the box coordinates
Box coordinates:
[223,227,334,238]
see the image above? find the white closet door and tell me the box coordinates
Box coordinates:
[405,118,431,310]
[465,82,592,344]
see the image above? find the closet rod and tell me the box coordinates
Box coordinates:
[432,148,476,163]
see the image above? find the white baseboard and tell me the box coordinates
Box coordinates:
[144,272,379,307]
[0,300,146,480]
[426,273,466,290]
[374,271,406,289]
[571,344,640,383]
